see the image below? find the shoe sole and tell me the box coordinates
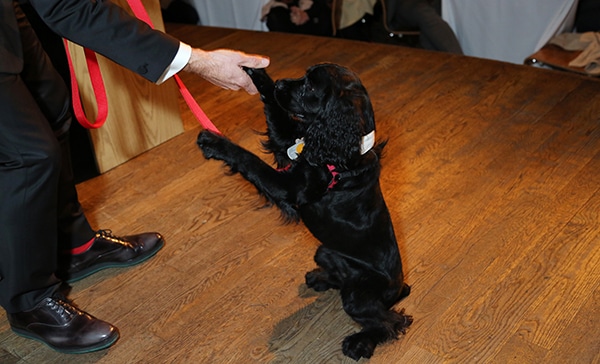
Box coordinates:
[66,239,165,283]
[11,327,119,354]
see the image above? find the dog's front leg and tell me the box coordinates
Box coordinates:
[197,130,241,164]
[244,67,276,103]
[197,130,299,219]
[244,68,303,166]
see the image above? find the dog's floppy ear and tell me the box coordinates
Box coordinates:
[302,85,374,168]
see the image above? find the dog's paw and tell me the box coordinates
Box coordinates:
[243,67,275,98]
[196,130,224,160]
[342,332,376,361]
[305,268,336,292]
[391,308,413,335]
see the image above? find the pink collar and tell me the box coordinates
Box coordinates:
[276,164,339,190]
[327,165,339,189]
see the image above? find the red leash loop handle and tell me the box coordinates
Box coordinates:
[66,0,221,134]
[64,40,108,129]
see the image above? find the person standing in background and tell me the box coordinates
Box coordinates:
[386,0,463,54]
[262,0,334,36]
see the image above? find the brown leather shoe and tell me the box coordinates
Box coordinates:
[58,229,165,283]
[8,294,119,354]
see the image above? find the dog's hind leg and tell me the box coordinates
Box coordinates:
[305,268,338,291]
[305,246,345,292]
[339,276,413,360]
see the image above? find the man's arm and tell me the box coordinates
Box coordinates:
[29,0,269,92]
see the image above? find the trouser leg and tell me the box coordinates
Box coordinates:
[399,0,463,54]
[0,72,63,313]
[0,4,93,313]
[16,3,95,250]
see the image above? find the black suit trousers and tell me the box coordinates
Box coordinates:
[0,5,95,313]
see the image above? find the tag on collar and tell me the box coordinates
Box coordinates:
[287,138,304,160]
[360,130,375,155]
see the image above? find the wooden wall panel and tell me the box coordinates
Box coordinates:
[65,0,183,173]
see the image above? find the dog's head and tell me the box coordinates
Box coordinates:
[274,63,375,168]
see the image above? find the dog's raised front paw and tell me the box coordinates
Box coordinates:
[243,67,275,97]
[196,130,224,160]
[342,332,376,361]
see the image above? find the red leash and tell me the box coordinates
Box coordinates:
[63,42,108,129]
[65,0,221,134]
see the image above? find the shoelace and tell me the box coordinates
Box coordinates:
[44,297,76,321]
[96,229,116,240]
[95,229,133,248]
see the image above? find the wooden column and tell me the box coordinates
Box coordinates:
[65,0,184,173]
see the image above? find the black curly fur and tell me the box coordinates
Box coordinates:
[197,64,411,360]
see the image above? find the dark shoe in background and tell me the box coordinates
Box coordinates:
[58,230,165,283]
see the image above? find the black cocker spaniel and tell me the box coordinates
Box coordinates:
[197,64,412,360]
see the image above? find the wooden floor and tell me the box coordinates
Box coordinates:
[1,24,599,363]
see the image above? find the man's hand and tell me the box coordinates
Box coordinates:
[290,6,310,25]
[183,48,270,95]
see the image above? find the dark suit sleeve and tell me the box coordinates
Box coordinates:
[29,0,181,83]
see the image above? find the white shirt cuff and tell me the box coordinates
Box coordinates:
[156,42,192,84]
